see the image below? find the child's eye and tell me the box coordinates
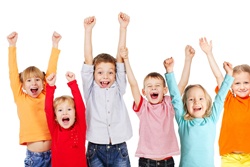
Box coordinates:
[244,82,249,84]
[58,109,62,112]
[235,82,240,85]
[68,108,72,111]
[98,72,102,74]
[26,79,31,82]
[36,78,41,81]
[188,98,193,102]
[109,72,113,75]
[199,98,204,101]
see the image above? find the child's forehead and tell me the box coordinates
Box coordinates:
[144,77,164,84]
[95,62,116,70]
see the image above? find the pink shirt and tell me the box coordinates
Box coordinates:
[133,96,180,159]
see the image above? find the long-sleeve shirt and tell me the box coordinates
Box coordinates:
[8,46,60,145]
[133,96,180,159]
[81,63,132,144]
[45,80,87,167]
[217,87,250,155]
[165,72,234,167]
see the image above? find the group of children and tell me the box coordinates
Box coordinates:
[7,12,250,167]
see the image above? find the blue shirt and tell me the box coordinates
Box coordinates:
[81,63,132,144]
[165,72,234,167]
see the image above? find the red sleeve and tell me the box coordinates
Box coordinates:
[45,84,57,134]
[67,80,86,132]
[133,96,143,112]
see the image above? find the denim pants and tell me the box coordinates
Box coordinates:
[139,157,175,167]
[86,142,131,167]
[24,149,51,167]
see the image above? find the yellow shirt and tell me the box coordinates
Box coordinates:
[8,47,60,145]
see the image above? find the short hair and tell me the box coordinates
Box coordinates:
[182,84,212,120]
[53,95,75,111]
[19,66,45,83]
[143,72,166,88]
[93,53,116,71]
[233,64,250,75]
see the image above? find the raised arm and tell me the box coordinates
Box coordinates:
[7,32,18,47]
[46,32,61,78]
[116,12,130,63]
[66,72,86,129]
[199,37,224,88]
[52,31,62,49]
[120,47,141,106]
[45,73,57,133]
[164,57,174,74]
[84,16,96,65]
[178,45,195,95]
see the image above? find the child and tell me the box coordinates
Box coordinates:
[82,12,132,166]
[164,56,234,167]
[120,45,195,167]
[45,72,87,167]
[199,37,250,166]
[7,31,61,166]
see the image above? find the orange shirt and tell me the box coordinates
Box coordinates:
[8,47,60,145]
[216,87,250,155]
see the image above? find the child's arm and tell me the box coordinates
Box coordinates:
[116,12,130,63]
[199,37,224,88]
[45,73,57,134]
[66,72,86,130]
[7,32,22,100]
[7,31,18,47]
[46,32,61,77]
[84,16,96,65]
[178,45,195,95]
[120,47,141,107]
[164,57,184,124]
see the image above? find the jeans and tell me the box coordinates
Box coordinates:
[86,142,131,167]
[139,157,175,167]
[24,149,51,167]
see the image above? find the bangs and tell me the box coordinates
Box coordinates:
[20,66,44,83]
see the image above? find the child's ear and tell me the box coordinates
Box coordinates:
[142,89,146,96]
[163,87,168,95]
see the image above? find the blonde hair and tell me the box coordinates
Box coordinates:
[143,72,166,88]
[53,95,75,111]
[233,64,250,75]
[19,66,45,83]
[182,84,212,120]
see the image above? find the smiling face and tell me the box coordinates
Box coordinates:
[142,73,168,104]
[232,71,250,98]
[54,97,76,129]
[183,84,212,119]
[94,62,116,88]
[20,66,45,98]
[22,77,44,97]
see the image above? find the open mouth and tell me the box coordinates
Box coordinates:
[30,88,38,93]
[150,93,159,99]
[100,81,110,88]
[62,117,70,123]
[193,107,202,112]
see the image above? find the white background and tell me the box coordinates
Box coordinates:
[1,0,250,166]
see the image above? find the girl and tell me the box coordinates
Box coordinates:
[45,72,87,167]
[164,57,234,167]
[7,31,61,167]
[200,37,250,166]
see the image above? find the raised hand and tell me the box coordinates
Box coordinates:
[84,16,96,31]
[223,61,233,76]
[46,73,57,86]
[164,57,174,73]
[7,32,18,46]
[118,12,130,29]
[52,31,62,48]
[65,71,75,82]
[199,37,212,55]
[119,47,128,60]
[185,45,195,59]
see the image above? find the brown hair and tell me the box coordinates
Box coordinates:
[19,66,45,83]
[93,53,116,71]
[233,64,250,75]
[182,84,212,120]
[143,72,166,88]
[53,95,75,111]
